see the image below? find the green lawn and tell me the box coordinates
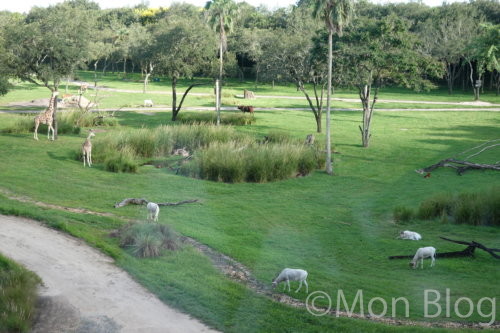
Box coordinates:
[0,75,499,332]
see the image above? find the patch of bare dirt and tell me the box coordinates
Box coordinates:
[8,96,96,109]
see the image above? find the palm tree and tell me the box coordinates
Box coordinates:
[205,0,238,125]
[313,0,354,175]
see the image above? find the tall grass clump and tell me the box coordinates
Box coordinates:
[264,130,295,144]
[177,112,255,126]
[1,113,79,134]
[395,186,499,226]
[1,111,117,135]
[393,206,415,223]
[0,254,41,333]
[181,142,323,183]
[103,146,138,173]
[417,193,454,220]
[89,125,323,178]
[119,222,179,258]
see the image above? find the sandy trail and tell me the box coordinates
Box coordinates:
[0,214,218,333]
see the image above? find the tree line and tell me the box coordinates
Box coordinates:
[0,0,498,170]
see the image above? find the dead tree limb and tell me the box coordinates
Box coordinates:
[416,158,500,175]
[389,237,500,260]
[114,198,199,208]
[416,140,500,175]
[157,199,199,207]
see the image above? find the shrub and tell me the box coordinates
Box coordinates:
[119,222,179,258]
[417,193,454,220]
[184,142,323,183]
[393,206,415,223]
[104,147,138,173]
[264,130,295,144]
[90,125,324,181]
[177,112,255,126]
[0,254,41,333]
[398,186,499,226]
[1,115,34,134]
[1,111,117,135]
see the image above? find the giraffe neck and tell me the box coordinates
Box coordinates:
[44,94,57,116]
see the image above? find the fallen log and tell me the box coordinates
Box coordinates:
[114,198,199,208]
[416,158,500,175]
[388,237,499,260]
[416,140,500,176]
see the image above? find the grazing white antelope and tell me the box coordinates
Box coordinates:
[272,268,308,293]
[147,202,160,222]
[410,247,436,269]
[82,129,95,167]
[398,230,422,241]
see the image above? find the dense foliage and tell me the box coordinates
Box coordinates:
[0,254,40,333]
[394,186,500,226]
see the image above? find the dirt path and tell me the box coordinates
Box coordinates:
[0,214,218,333]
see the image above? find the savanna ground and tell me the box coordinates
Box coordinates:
[0,71,499,332]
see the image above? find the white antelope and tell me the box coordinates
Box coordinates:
[272,268,308,293]
[146,202,160,222]
[410,246,436,269]
[398,230,422,241]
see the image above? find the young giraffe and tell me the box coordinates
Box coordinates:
[82,129,96,167]
[34,91,59,140]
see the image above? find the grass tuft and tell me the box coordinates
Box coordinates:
[395,186,500,226]
[0,254,41,333]
[119,222,179,258]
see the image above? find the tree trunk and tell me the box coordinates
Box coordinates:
[123,57,127,76]
[102,57,108,75]
[53,87,59,140]
[215,79,220,126]
[325,30,333,175]
[172,76,178,121]
[358,84,377,148]
[94,60,99,85]
[468,60,480,101]
[297,82,322,133]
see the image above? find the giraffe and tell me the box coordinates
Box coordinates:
[82,129,96,167]
[34,91,59,140]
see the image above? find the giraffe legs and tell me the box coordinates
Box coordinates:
[47,123,55,140]
[34,120,39,140]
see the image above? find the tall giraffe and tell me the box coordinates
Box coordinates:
[82,129,96,167]
[34,91,59,140]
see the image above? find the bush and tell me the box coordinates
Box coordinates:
[177,112,255,126]
[393,206,415,223]
[119,222,179,258]
[104,147,138,173]
[0,254,41,333]
[182,142,322,183]
[1,111,117,135]
[397,187,499,226]
[417,193,454,220]
[91,125,324,181]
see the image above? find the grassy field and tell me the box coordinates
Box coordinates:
[0,253,40,333]
[0,73,499,332]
